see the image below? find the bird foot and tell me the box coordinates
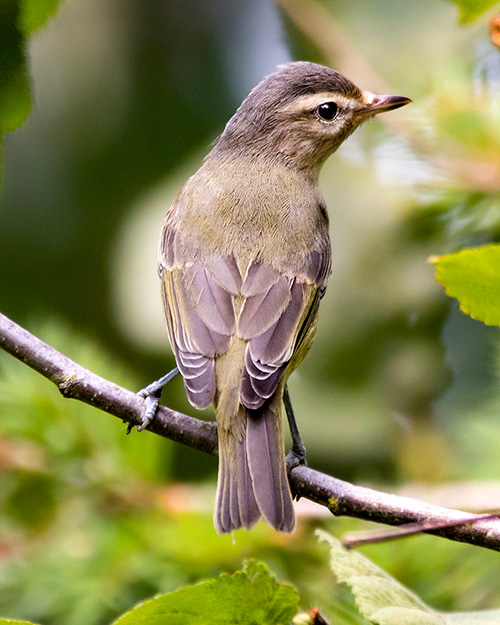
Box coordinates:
[286,442,307,472]
[134,391,161,433]
[129,367,179,434]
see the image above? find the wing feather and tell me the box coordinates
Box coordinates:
[238,250,330,410]
[185,262,236,335]
[238,276,291,339]
[162,268,229,409]
[206,255,243,294]
[241,262,280,297]
[160,209,331,413]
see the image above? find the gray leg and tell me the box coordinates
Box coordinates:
[131,367,180,433]
[283,384,307,470]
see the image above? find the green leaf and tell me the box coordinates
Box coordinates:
[317,530,443,625]
[18,0,63,34]
[111,560,300,625]
[0,0,63,183]
[429,244,500,327]
[0,2,30,135]
[445,0,500,23]
[0,0,64,135]
[318,530,500,625]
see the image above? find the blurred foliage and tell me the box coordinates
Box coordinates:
[2,325,500,624]
[0,0,63,172]
[2,0,500,623]
[0,3,30,149]
[447,0,500,23]
[18,0,63,34]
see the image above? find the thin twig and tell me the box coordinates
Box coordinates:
[2,311,500,551]
[342,513,500,548]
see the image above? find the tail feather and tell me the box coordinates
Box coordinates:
[215,450,232,533]
[214,430,260,534]
[246,408,294,532]
[214,401,295,534]
[236,435,261,528]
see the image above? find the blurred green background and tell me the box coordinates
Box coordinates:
[2,0,500,623]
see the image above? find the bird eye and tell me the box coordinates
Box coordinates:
[316,102,338,121]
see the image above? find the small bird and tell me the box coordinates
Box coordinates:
[149,62,410,534]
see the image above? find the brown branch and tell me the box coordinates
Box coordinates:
[1,311,500,551]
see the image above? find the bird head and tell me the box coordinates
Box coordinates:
[214,62,411,175]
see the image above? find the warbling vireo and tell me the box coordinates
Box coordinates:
[144,62,410,534]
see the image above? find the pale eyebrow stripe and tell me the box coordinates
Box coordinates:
[362,90,376,105]
[279,91,360,114]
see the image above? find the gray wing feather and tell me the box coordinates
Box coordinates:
[207,255,243,294]
[160,211,330,413]
[185,262,236,335]
[240,279,312,410]
[238,275,291,339]
[248,280,308,363]
[241,262,280,297]
[162,269,229,409]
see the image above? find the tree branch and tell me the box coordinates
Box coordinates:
[1,311,500,551]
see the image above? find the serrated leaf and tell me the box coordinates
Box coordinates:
[111,560,300,625]
[317,530,443,625]
[318,530,500,625]
[445,0,500,23]
[429,244,500,327]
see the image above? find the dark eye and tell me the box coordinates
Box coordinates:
[316,102,338,121]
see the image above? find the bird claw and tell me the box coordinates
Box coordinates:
[286,442,307,472]
[137,393,161,431]
[130,367,180,433]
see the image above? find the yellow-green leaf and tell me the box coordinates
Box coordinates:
[445,0,500,23]
[18,0,63,35]
[429,244,500,327]
[318,530,500,625]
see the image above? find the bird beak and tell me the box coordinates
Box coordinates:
[361,92,412,115]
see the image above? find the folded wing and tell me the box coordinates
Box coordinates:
[160,220,331,409]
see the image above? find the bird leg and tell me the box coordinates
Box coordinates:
[283,384,307,470]
[132,367,180,433]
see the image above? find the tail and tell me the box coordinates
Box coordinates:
[214,399,295,534]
